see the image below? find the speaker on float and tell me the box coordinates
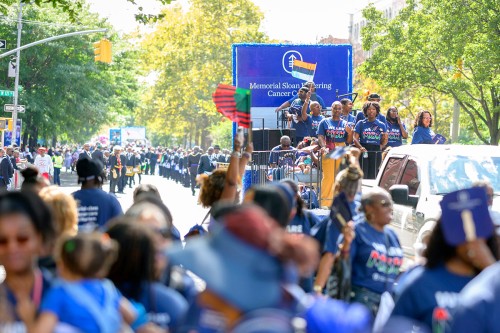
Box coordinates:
[251,128,296,151]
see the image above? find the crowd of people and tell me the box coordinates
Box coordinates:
[0,127,498,333]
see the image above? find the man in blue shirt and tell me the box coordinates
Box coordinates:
[73,158,123,232]
[274,81,326,113]
[287,86,312,143]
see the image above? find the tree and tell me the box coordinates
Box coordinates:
[359,0,499,145]
[0,3,141,145]
[137,0,267,147]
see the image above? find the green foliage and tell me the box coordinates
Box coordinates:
[137,0,267,148]
[359,0,500,145]
[0,3,141,145]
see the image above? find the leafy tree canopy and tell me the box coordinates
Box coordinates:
[359,0,499,145]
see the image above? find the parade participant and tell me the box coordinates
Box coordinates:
[187,146,202,196]
[78,142,92,160]
[133,149,143,186]
[168,204,319,333]
[411,110,435,144]
[450,262,500,333]
[51,151,63,186]
[274,81,326,113]
[353,101,388,179]
[390,187,498,332]
[107,221,189,331]
[317,101,354,207]
[308,101,324,138]
[73,158,122,232]
[146,147,157,175]
[64,149,72,173]
[91,142,105,166]
[286,86,312,143]
[340,98,356,126]
[125,146,138,188]
[17,232,137,333]
[385,106,408,148]
[313,164,364,295]
[355,93,387,124]
[197,146,216,175]
[268,135,297,181]
[338,187,403,316]
[33,147,53,182]
[109,145,124,194]
[0,191,55,331]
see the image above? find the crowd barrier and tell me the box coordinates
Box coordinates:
[244,149,385,209]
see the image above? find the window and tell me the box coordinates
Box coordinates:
[400,159,419,195]
[379,157,405,191]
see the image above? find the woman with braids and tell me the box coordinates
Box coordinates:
[385,106,408,148]
[389,187,498,332]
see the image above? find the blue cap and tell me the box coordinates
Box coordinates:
[440,187,494,245]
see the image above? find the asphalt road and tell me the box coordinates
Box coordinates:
[57,170,210,238]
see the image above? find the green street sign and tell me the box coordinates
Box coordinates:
[0,90,14,97]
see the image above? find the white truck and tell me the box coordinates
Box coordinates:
[363,144,500,266]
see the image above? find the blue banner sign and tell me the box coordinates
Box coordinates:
[233,43,353,108]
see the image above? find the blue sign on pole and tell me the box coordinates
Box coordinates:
[3,119,22,146]
[233,43,353,108]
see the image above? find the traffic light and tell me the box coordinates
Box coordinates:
[93,39,112,64]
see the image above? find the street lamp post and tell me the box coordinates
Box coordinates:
[11,1,23,146]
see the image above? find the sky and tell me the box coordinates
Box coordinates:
[87,0,368,42]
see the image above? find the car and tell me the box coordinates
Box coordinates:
[363,144,500,267]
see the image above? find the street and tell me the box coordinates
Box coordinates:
[57,170,210,238]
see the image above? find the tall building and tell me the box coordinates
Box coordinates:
[349,0,406,67]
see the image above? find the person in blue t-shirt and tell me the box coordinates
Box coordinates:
[411,110,435,144]
[385,106,408,148]
[355,93,388,125]
[340,98,357,127]
[18,232,138,333]
[317,101,354,208]
[337,187,403,316]
[353,101,388,180]
[286,86,312,143]
[308,101,325,138]
[72,158,123,232]
[389,219,498,332]
[450,262,500,333]
[274,81,326,113]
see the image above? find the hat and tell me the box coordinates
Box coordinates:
[214,145,221,150]
[440,187,494,245]
[368,93,381,100]
[76,158,104,183]
[113,145,122,151]
[38,147,46,151]
[167,204,284,312]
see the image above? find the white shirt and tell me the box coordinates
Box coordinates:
[34,154,54,175]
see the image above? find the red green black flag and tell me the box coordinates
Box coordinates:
[212,84,251,128]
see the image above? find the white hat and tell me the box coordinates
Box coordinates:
[113,145,122,151]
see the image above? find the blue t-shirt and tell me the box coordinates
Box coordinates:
[450,262,500,333]
[287,210,320,235]
[269,146,297,167]
[354,119,387,145]
[386,121,407,147]
[72,188,123,232]
[133,282,189,330]
[41,279,122,333]
[411,126,435,144]
[309,114,325,137]
[317,118,350,149]
[390,265,473,331]
[339,221,403,294]
[0,269,52,331]
[324,201,361,254]
[340,113,356,127]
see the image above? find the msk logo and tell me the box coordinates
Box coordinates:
[282,50,303,74]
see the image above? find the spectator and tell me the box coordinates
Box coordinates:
[72,158,122,232]
[268,135,297,181]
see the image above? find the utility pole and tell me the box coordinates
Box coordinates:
[11,1,23,146]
